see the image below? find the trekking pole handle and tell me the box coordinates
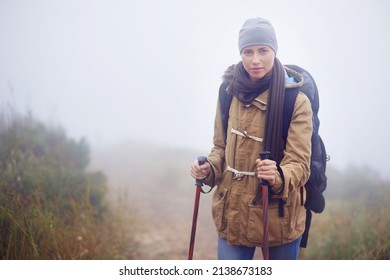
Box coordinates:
[196,156,207,187]
[259,151,271,186]
[259,151,271,160]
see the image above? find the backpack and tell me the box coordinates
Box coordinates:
[218,64,328,248]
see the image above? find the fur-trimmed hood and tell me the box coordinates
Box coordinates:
[222,64,236,84]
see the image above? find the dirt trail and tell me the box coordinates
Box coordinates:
[131,190,218,260]
[90,142,263,260]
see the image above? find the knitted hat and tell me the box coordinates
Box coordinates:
[238,17,278,54]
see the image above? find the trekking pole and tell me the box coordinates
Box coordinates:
[188,156,207,260]
[259,151,271,260]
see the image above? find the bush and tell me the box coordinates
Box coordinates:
[0,112,137,259]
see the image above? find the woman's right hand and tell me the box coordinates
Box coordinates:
[190,159,211,180]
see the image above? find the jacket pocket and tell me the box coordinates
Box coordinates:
[247,199,284,244]
[212,185,229,231]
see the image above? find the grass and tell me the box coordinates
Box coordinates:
[301,195,390,259]
[0,110,138,260]
[0,186,138,260]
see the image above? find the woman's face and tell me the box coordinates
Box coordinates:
[240,45,275,81]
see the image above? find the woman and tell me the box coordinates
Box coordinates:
[190,17,313,260]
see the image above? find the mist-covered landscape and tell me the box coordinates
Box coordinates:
[1,0,390,261]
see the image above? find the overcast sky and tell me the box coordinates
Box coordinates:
[1,0,389,179]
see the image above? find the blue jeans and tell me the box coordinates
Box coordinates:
[217,236,302,260]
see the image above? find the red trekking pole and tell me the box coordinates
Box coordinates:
[259,151,271,260]
[188,156,207,260]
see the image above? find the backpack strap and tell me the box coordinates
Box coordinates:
[271,86,299,217]
[282,87,300,143]
[300,209,312,248]
[282,86,314,248]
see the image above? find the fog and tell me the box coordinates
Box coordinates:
[1,0,389,179]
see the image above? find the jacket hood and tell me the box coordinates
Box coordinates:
[222,64,236,84]
[284,66,304,89]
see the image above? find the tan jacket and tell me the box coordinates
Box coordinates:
[204,67,313,247]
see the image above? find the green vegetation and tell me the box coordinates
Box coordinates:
[0,112,137,259]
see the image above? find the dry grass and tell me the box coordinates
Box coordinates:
[0,187,138,259]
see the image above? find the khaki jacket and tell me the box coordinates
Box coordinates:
[204,67,313,247]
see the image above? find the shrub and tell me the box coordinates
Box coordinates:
[0,112,137,259]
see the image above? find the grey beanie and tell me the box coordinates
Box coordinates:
[238,17,278,54]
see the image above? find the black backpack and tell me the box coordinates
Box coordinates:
[218,64,328,248]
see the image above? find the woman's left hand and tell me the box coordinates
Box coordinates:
[255,158,277,186]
